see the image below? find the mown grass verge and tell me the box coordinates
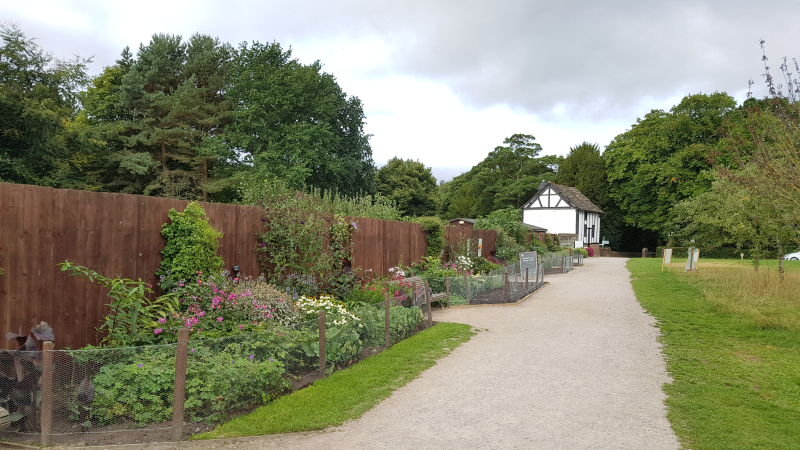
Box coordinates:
[193,322,475,439]
[628,258,800,450]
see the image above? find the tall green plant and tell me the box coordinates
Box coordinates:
[59,262,176,347]
[156,202,224,291]
[415,216,446,258]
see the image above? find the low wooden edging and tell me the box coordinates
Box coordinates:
[447,282,549,308]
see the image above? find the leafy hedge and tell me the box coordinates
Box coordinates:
[655,247,779,259]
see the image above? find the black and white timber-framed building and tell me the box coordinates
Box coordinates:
[520,181,604,245]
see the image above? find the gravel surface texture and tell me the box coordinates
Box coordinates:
[50,257,679,450]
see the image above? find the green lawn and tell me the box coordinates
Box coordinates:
[194,322,475,439]
[628,258,800,450]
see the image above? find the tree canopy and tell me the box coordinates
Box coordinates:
[441,134,562,219]
[375,157,438,217]
[604,93,737,235]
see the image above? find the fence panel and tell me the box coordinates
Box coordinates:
[0,183,495,350]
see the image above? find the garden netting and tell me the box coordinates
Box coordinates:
[0,298,424,447]
[420,266,545,307]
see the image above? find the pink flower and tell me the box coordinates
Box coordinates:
[154,328,163,335]
[217,317,223,322]
[239,324,244,330]
[158,317,166,324]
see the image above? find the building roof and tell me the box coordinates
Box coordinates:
[448,217,547,232]
[524,182,604,214]
[449,218,476,224]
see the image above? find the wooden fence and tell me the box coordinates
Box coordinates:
[0,183,495,349]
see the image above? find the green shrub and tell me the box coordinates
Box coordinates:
[90,340,289,426]
[573,247,589,257]
[415,216,446,258]
[355,305,424,348]
[157,202,224,292]
[471,257,502,274]
[654,246,777,259]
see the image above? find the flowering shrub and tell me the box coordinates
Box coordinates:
[155,273,300,341]
[296,296,362,328]
[587,246,594,257]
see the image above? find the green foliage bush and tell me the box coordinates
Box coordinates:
[415,216,446,258]
[655,246,778,259]
[156,202,224,292]
[573,247,589,257]
[90,338,290,426]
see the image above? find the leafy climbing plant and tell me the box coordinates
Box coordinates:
[156,202,224,292]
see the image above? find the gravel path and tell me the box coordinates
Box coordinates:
[73,257,680,450]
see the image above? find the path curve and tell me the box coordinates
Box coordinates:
[139,258,681,449]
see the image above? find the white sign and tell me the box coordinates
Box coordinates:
[663,248,672,264]
[574,240,584,248]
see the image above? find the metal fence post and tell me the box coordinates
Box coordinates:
[172,328,189,442]
[446,275,450,307]
[319,311,326,375]
[41,341,54,446]
[385,293,391,347]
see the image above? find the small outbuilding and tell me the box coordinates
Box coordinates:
[520,181,603,245]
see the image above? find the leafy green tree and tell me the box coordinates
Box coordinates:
[556,142,609,207]
[375,157,438,217]
[226,41,376,196]
[605,93,737,236]
[442,134,561,218]
[475,207,528,245]
[0,23,101,188]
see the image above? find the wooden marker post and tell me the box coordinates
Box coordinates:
[412,280,417,306]
[172,328,189,442]
[662,248,673,272]
[504,272,509,303]
[41,341,54,446]
[384,293,390,348]
[319,311,326,375]
[525,267,529,291]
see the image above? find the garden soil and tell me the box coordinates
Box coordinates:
[51,257,680,449]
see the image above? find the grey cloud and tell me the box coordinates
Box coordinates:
[5,0,799,122]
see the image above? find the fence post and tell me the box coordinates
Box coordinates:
[504,273,509,303]
[412,280,417,306]
[446,275,450,307]
[464,272,470,304]
[172,328,189,442]
[525,267,529,292]
[319,311,326,375]
[384,293,390,348]
[40,341,54,446]
[425,282,433,328]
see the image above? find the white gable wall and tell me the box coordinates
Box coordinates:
[523,209,576,235]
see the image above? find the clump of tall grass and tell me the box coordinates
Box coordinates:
[681,261,800,331]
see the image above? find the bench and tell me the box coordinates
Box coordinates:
[401,276,449,309]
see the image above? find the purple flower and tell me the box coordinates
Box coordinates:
[137,364,143,368]
[351,222,358,230]
[269,358,274,362]
[249,354,254,360]
[190,348,195,353]
[261,218,266,222]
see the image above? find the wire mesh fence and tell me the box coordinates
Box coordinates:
[540,252,575,274]
[415,264,545,308]
[0,300,424,447]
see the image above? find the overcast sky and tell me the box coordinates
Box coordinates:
[4,0,799,181]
